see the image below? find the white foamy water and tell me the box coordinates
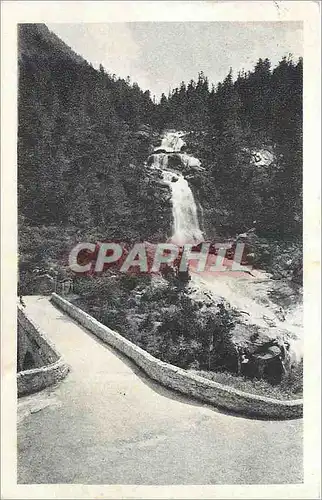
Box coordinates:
[192,274,303,362]
[158,131,186,152]
[179,152,202,170]
[149,153,168,170]
[162,171,204,245]
[149,131,303,360]
[151,131,204,245]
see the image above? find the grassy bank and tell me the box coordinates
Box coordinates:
[68,272,303,402]
[192,366,303,401]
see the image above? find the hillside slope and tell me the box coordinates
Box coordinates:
[18,24,170,236]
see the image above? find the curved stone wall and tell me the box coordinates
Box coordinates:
[51,293,302,419]
[17,306,69,396]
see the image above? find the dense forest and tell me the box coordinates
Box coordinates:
[19,24,302,243]
[18,23,302,287]
[156,58,302,238]
[18,24,165,237]
[18,24,303,396]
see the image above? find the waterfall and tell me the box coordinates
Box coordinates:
[148,131,303,362]
[159,131,186,152]
[149,153,168,170]
[150,131,204,245]
[162,171,204,245]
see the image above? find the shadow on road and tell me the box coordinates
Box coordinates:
[53,302,299,422]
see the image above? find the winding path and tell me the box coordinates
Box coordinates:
[18,296,302,484]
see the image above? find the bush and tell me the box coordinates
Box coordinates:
[280,359,303,395]
[251,237,302,284]
[193,368,302,400]
[70,270,303,400]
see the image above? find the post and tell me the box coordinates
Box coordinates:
[53,271,58,293]
[208,331,214,370]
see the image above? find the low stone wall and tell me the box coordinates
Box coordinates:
[17,306,69,396]
[51,293,303,419]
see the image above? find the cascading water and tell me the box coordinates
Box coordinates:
[148,130,302,362]
[151,131,204,245]
[158,131,186,153]
[162,171,204,245]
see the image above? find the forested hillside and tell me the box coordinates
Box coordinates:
[18,23,166,239]
[18,23,302,284]
[18,23,303,395]
[156,59,302,239]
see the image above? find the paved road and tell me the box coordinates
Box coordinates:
[18,296,303,484]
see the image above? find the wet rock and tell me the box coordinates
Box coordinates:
[135,130,150,139]
[167,154,183,170]
[251,149,275,167]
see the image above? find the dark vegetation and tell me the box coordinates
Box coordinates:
[192,364,303,401]
[74,272,237,372]
[157,61,302,239]
[19,24,302,242]
[18,24,169,240]
[18,25,303,397]
[71,271,302,399]
[156,60,302,282]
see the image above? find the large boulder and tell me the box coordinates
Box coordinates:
[251,148,275,167]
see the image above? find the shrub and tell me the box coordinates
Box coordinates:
[193,369,302,400]
[280,359,303,395]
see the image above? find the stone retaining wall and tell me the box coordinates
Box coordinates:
[17,306,69,396]
[51,293,303,419]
